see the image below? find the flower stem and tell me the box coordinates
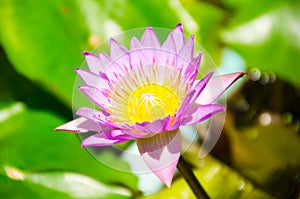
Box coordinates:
[177,155,210,199]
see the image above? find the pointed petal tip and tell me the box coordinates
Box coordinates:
[83,51,94,56]
[54,124,80,133]
[176,23,182,28]
[109,37,117,44]
[153,158,178,187]
[137,131,181,188]
[81,143,86,148]
[239,72,247,76]
[173,23,183,33]
[163,177,172,188]
[147,25,153,30]
[54,127,62,132]
[195,52,203,60]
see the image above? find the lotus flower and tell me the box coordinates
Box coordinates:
[56,24,244,187]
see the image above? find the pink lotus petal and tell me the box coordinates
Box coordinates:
[162,31,176,52]
[136,129,181,187]
[181,104,225,126]
[190,71,215,104]
[55,117,102,133]
[196,72,245,105]
[75,69,110,91]
[99,52,124,81]
[99,52,112,70]
[178,35,194,62]
[99,51,128,84]
[81,130,133,147]
[120,129,147,139]
[176,72,214,118]
[175,35,194,73]
[167,116,182,131]
[184,53,203,84]
[83,52,103,74]
[134,116,170,135]
[76,107,118,130]
[130,37,151,68]
[110,38,130,69]
[157,33,176,67]
[141,26,161,48]
[170,23,184,52]
[141,26,160,64]
[78,86,111,111]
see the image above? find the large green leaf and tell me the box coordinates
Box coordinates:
[0,0,89,105]
[179,0,226,65]
[139,155,272,199]
[0,175,72,199]
[0,102,138,196]
[77,0,180,39]
[222,2,300,85]
[1,169,131,199]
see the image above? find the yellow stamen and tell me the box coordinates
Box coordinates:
[128,83,179,123]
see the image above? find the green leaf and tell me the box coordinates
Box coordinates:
[179,0,226,65]
[139,155,272,199]
[0,0,89,105]
[222,2,300,85]
[0,102,138,195]
[78,0,180,39]
[224,0,295,24]
[0,175,72,199]
[1,169,131,199]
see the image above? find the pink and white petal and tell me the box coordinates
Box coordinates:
[99,52,124,80]
[141,26,160,48]
[170,23,184,52]
[78,85,111,111]
[184,53,202,84]
[130,37,152,68]
[140,26,160,63]
[190,71,215,104]
[157,35,177,67]
[120,129,148,139]
[83,52,103,74]
[196,72,245,105]
[175,35,194,73]
[178,35,194,61]
[75,69,110,91]
[162,37,175,52]
[110,38,130,69]
[99,52,112,70]
[181,104,225,126]
[76,107,118,130]
[99,51,128,83]
[134,116,170,135]
[55,117,102,133]
[167,116,182,131]
[136,129,181,187]
[81,130,133,147]
[177,72,214,116]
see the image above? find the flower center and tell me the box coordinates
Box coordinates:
[128,83,179,123]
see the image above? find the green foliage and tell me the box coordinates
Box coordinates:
[0,0,89,105]
[0,0,299,198]
[222,1,300,85]
[0,102,137,198]
[139,155,272,199]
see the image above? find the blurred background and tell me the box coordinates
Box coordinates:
[0,0,300,198]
